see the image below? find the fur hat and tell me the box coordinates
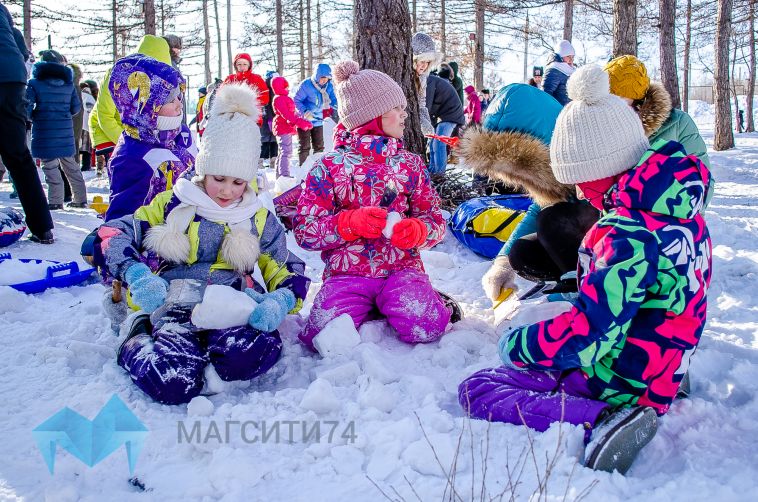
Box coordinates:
[333,60,407,131]
[194,83,261,182]
[556,40,575,58]
[604,55,650,101]
[550,65,650,184]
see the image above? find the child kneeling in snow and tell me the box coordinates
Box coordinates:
[96,84,310,405]
[458,66,712,474]
[293,61,451,350]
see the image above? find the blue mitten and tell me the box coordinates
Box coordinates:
[124,263,169,313]
[245,288,296,332]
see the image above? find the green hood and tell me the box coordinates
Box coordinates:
[136,35,172,66]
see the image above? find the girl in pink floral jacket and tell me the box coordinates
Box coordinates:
[293,61,451,350]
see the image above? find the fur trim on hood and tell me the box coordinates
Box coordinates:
[637,82,672,137]
[32,62,73,83]
[459,128,575,206]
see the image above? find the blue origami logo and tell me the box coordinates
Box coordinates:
[32,394,148,474]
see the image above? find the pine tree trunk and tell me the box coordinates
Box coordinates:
[214,0,222,79]
[523,12,529,83]
[714,0,735,150]
[354,0,424,154]
[112,0,118,63]
[682,0,691,113]
[613,0,637,57]
[441,0,446,56]
[276,0,284,74]
[144,0,156,35]
[23,0,31,49]
[299,0,305,80]
[306,0,313,73]
[747,0,756,132]
[474,0,484,89]
[563,0,573,41]
[412,0,417,32]
[226,0,233,75]
[202,0,212,85]
[659,0,681,109]
[317,0,323,58]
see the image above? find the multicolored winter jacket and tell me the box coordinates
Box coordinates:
[96,188,310,311]
[501,140,712,415]
[105,54,197,221]
[293,127,446,279]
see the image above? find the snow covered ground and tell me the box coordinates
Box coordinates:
[1,110,758,501]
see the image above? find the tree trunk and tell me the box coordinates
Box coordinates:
[226,0,233,75]
[731,38,740,132]
[307,0,313,73]
[144,0,156,35]
[474,0,484,89]
[354,0,424,154]
[276,0,284,74]
[412,0,417,32]
[523,12,529,83]
[202,0,212,85]
[659,0,680,109]
[299,0,305,80]
[682,0,691,113]
[747,0,756,132]
[23,0,31,49]
[317,0,323,59]
[214,0,222,79]
[612,0,637,57]
[112,0,118,63]
[441,0,446,56]
[563,0,573,41]
[713,0,734,150]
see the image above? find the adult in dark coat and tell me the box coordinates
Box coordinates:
[542,40,576,106]
[0,4,54,243]
[425,73,464,173]
[26,50,87,209]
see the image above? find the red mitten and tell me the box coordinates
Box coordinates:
[337,207,388,240]
[390,218,428,249]
[297,119,313,131]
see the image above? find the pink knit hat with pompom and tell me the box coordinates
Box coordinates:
[333,60,408,130]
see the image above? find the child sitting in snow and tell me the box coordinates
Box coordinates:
[293,60,451,350]
[105,54,197,221]
[271,75,312,179]
[458,66,712,474]
[96,84,310,405]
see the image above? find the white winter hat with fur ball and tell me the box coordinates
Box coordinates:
[550,65,650,184]
[194,83,261,182]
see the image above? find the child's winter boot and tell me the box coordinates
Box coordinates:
[584,406,658,475]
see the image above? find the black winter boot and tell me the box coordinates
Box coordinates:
[584,406,658,475]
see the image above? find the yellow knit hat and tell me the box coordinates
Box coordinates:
[604,55,650,101]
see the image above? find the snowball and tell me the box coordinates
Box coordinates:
[191,285,257,329]
[382,211,402,239]
[312,314,361,357]
[358,380,396,413]
[203,364,226,395]
[300,378,341,414]
[187,396,214,417]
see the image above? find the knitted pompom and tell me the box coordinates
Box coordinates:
[211,83,260,123]
[567,65,610,105]
[333,60,360,84]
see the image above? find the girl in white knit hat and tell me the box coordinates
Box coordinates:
[293,60,452,351]
[93,83,310,405]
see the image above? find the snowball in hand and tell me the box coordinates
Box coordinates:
[191,285,257,329]
[382,212,402,239]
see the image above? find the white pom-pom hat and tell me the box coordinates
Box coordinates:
[550,65,650,184]
[333,60,407,131]
[195,83,261,182]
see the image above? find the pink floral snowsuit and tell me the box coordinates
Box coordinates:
[293,127,451,349]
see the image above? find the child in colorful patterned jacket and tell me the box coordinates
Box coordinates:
[459,66,712,474]
[293,61,451,350]
[96,84,310,405]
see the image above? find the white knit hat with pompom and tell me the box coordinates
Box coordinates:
[195,83,261,182]
[550,65,650,184]
[333,60,408,131]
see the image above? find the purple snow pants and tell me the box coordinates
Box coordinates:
[299,269,451,350]
[118,304,282,405]
[458,367,610,432]
[275,134,293,178]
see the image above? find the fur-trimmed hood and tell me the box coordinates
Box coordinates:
[637,82,672,137]
[32,61,73,83]
[459,129,574,206]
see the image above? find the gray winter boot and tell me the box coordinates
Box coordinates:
[584,406,658,475]
[149,278,206,326]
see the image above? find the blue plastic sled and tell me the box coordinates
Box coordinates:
[0,253,96,294]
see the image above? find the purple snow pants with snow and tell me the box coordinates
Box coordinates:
[458,367,610,432]
[275,134,293,178]
[118,304,282,405]
[299,269,451,350]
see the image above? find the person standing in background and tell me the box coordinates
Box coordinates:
[543,40,576,105]
[79,82,96,171]
[293,63,337,165]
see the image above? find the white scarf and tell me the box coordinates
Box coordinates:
[312,77,332,110]
[551,61,576,77]
[144,178,263,273]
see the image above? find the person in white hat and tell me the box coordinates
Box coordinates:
[543,39,576,105]
[94,83,311,405]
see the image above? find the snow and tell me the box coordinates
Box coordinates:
[1,107,758,500]
[312,313,362,357]
[191,285,257,330]
[0,258,56,285]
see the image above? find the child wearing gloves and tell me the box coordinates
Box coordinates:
[96,84,310,405]
[293,60,450,350]
[458,66,712,474]
[271,76,312,178]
